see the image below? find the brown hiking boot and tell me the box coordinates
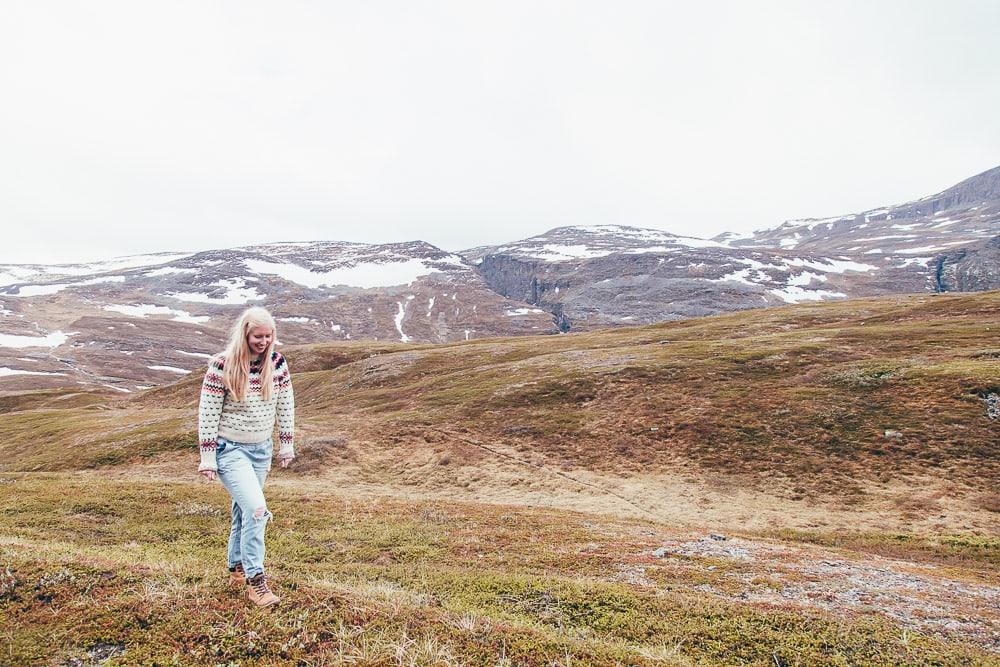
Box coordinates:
[246,573,280,607]
[228,562,246,587]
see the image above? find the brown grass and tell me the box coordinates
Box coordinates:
[1,290,998,524]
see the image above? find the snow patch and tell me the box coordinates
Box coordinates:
[245,257,451,289]
[0,330,74,348]
[897,257,934,267]
[0,266,42,288]
[736,258,783,271]
[145,266,197,277]
[168,278,265,304]
[0,366,67,377]
[147,365,190,374]
[710,269,761,286]
[73,252,194,273]
[863,209,890,222]
[6,283,70,297]
[176,350,212,359]
[784,258,877,273]
[102,303,210,324]
[394,301,411,342]
[534,244,610,260]
[787,272,828,286]
[6,273,127,297]
[75,275,126,285]
[769,286,847,303]
[670,236,730,249]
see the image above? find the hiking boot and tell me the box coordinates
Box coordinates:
[246,573,280,607]
[228,562,246,587]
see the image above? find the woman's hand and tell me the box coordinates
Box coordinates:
[200,469,217,481]
[278,456,294,468]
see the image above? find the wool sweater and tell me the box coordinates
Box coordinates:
[197,350,295,472]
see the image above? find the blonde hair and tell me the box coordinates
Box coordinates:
[222,306,277,402]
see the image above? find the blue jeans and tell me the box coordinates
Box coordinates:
[216,436,273,578]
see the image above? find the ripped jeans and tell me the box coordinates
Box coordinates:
[216,436,273,578]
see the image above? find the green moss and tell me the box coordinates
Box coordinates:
[762,529,1000,569]
[1,474,996,665]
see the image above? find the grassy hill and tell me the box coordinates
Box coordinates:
[1,291,999,664]
[4,290,998,520]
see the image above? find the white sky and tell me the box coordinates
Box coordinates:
[2,1,998,264]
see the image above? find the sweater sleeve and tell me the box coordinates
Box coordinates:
[197,354,227,471]
[275,353,295,459]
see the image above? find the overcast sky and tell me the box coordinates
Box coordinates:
[2,1,998,264]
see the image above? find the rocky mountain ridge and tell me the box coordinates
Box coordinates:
[2,164,997,392]
[719,165,999,251]
[0,240,554,393]
[467,166,998,329]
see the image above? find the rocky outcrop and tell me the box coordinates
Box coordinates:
[891,165,1000,218]
[477,255,549,304]
[472,234,909,331]
[934,236,1000,292]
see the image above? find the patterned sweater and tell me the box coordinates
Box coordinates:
[197,350,295,472]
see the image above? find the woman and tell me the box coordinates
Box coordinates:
[197,306,295,608]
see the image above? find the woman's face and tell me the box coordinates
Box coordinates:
[246,325,274,356]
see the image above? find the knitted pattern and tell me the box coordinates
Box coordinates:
[198,350,295,472]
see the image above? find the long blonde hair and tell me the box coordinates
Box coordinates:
[223,306,277,402]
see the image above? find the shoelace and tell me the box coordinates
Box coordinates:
[251,576,271,596]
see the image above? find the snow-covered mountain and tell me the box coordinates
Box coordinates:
[718,165,1000,291]
[465,225,909,330]
[464,167,999,329]
[461,225,731,264]
[0,240,554,392]
[2,164,998,393]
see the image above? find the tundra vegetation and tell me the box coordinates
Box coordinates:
[1,291,998,665]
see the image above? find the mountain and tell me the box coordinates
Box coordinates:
[720,165,1000,290]
[2,164,998,393]
[465,224,927,331]
[465,167,999,329]
[0,240,554,393]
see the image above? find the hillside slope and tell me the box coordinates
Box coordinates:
[2,290,997,532]
[3,292,999,663]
